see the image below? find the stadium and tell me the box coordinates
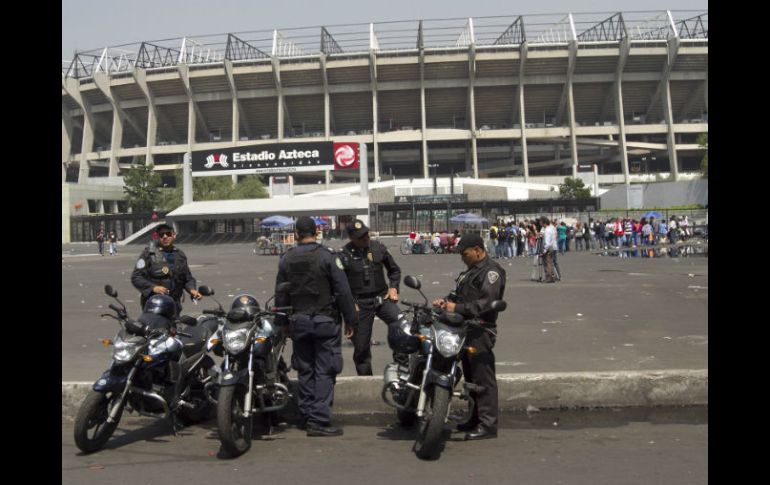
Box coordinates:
[61,10,707,242]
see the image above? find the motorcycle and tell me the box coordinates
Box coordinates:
[74,285,219,454]
[199,283,293,457]
[381,275,506,460]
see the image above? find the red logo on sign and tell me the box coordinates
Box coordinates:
[333,143,359,170]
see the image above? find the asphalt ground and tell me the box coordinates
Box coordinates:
[62,238,707,381]
[62,406,707,485]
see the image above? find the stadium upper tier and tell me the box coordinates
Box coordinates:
[62,10,707,182]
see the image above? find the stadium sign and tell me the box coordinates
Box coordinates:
[191,142,360,176]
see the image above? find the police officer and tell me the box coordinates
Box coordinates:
[274,216,358,437]
[432,233,506,440]
[131,223,202,317]
[338,219,404,375]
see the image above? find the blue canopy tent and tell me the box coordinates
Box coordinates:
[312,217,329,226]
[260,215,294,228]
[642,211,664,220]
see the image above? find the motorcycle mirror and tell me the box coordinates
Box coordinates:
[276,282,292,293]
[178,315,197,326]
[198,285,214,296]
[226,308,249,323]
[404,275,421,290]
[125,319,146,336]
[104,285,118,297]
[490,300,507,312]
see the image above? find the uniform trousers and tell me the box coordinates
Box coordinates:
[290,314,343,426]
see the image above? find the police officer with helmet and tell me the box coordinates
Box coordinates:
[432,233,506,441]
[338,219,405,375]
[131,223,202,317]
[274,216,358,437]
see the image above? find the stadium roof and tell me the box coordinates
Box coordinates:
[63,10,707,79]
[165,195,369,221]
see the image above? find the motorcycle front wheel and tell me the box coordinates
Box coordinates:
[413,385,450,460]
[217,385,253,457]
[73,390,123,453]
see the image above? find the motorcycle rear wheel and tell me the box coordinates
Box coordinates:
[413,386,450,460]
[73,390,123,453]
[217,385,253,457]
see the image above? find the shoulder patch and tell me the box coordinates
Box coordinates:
[326,246,336,253]
[335,257,344,270]
[135,258,146,269]
[487,271,500,285]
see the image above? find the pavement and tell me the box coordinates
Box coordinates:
[62,406,707,484]
[62,237,708,417]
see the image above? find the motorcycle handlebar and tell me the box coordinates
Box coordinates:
[108,304,124,314]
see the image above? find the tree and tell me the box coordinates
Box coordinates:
[697,133,708,178]
[558,177,592,199]
[155,171,268,211]
[123,162,161,212]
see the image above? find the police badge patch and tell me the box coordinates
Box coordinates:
[487,271,500,285]
[162,266,170,275]
[335,257,344,270]
[135,259,146,269]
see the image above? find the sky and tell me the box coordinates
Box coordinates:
[62,0,708,61]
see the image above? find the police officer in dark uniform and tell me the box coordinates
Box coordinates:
[131,223,202,317]
[432,233,506,440]
[338,219,405,375]
[274,216,358,437]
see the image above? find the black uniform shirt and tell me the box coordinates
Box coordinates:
[275,242,358,326]
[340,239,401,295]
[131,246,196,302]
[452,256,506,325]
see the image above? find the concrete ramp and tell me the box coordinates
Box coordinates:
[118,221,163,246]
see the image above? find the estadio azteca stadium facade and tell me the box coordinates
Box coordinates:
[61,11,707,239]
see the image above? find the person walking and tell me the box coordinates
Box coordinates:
[108,230,118,255]
[96,228,105,256]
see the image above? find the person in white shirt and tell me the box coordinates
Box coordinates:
[541,217,559,283]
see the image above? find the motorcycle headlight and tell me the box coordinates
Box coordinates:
[223,328,250,355]
[113,337,140,363]
[433,325,463,358]
[148,336,180,357]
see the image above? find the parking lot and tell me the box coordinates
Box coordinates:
[62,237,707,382]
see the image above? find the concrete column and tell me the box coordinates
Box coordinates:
[567,81,578,178]
[79,112,94,183]
[62,117,72,182]
[109,109,123,177]
[468,49,478,179]
[370,51,380,182]
[662,80,679,181]
[187,97,196,149]
[325,169,331,189]
[232,96,240,142]
[419,51,428,179]
[146,107,157,165]
[615,80,630,184]
[703,77,708,113]
[519,84,529,182]
[277,92,284,140]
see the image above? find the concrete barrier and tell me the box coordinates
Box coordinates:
[63,369,707,418]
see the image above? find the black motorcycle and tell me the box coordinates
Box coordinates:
[199,283,293,457]
[74,285,219,454]
[382,275,506,459]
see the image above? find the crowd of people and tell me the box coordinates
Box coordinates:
[488,214,701,257]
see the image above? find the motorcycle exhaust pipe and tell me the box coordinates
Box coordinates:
[204,382,219,405]
[381,382,416,412]
[251,383,291,413]
[129,386,170,419]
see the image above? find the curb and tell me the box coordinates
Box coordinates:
[62,369,706,418]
